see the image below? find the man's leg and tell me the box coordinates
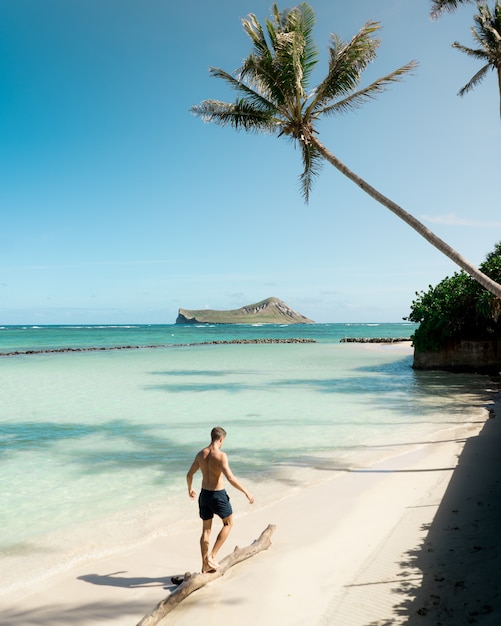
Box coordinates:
[200,518,212,572]
[208,515,233,568]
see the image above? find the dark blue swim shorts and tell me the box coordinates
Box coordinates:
[198,488,233,520]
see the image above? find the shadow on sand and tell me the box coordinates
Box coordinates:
[78,571,175,590]
[390,399,501,625]
[0,599,156,626]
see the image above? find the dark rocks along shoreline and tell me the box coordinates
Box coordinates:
[0,336,412,357]
[0,337,316,357]
[340,337,411,344]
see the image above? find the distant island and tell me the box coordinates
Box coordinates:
[176,297,315,325]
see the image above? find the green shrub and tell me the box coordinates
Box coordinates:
[407,242,501,352]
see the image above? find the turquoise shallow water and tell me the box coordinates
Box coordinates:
[0,324,493,594]
[0,322,413,352]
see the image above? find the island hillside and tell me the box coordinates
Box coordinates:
[176,297,314,325]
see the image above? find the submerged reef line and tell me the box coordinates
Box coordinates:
[0,337,317,357]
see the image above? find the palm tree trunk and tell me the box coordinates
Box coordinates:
[498,66,501,119]
[310,136,501,299]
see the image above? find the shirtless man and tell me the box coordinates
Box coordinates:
[186,426,254,572]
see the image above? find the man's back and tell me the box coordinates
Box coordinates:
[197,445,226,491]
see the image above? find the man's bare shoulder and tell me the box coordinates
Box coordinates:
[196,447,210,461]
[217,450,230,467]
[210,447,227,461]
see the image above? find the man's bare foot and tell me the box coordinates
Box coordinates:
[202,557,218,573]
[207,556,220,571]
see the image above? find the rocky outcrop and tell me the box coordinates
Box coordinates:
[413,338,501,374]
[176,297,314,325]
[340,337,411,344]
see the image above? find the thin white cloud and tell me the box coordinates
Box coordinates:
[421,213,501,228]
[6,259,175,272]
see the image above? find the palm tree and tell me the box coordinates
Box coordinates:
[191,3,501,299]
[452,1,501,116]
[430,0,475,19]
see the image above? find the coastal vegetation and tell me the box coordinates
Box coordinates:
[407,242,501,353]
[191,2,501,299]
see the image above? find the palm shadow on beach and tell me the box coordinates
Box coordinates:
[0,599,158,626]
[146,356,493,424]
[363,400,501,626]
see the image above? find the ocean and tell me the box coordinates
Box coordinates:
[0,323,494,595]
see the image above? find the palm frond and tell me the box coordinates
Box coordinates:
[299,141,323,202]
[471,4,501,50]
[452,42,490,62]
[273,3,317,91]
[452,1,501,106]
[317,60,417,117]
[457,63,492,95]
[308,18,417,118]
[313,61,418,117]
[242,12,272,60]
[240,12,290,107]
[190,99,278,133]
[241,57,289,109]
[430,0,474,20]
[309,21,382,111]
[277,31,307,103]
[208,66,277,112]
[296,3,318,86]
[238,55,284,105]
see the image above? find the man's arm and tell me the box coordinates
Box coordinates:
[221,453,254,504]
[186,455,200,500]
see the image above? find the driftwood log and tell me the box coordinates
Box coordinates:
[136,524,276,626]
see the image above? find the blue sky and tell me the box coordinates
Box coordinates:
[1,0,500,325]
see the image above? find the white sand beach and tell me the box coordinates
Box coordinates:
[1,387,500,626]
